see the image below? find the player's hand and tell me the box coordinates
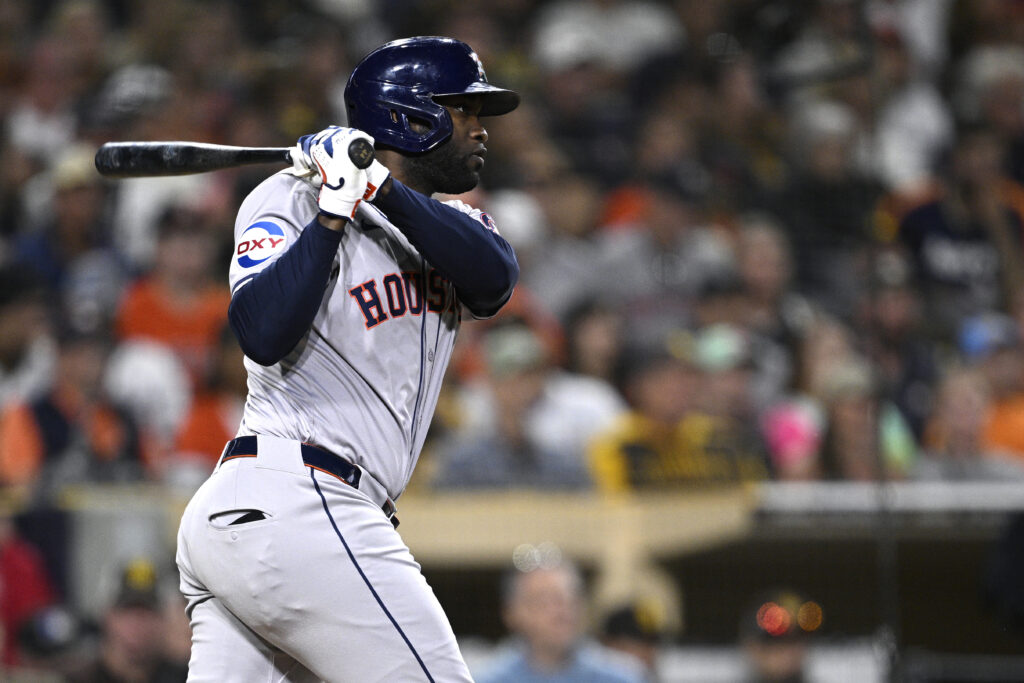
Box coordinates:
[307,127,372,220]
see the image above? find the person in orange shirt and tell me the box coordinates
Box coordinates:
[0,328,147,499]
[960,313,1024,459]
[114,206,229,386]
[170,325,247,475]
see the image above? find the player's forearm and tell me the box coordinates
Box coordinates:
[228,218,342,365]
[372,179,519,313]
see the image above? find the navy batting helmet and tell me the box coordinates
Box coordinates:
[344,37,519,154]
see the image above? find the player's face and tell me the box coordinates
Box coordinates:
[407,95,488,194]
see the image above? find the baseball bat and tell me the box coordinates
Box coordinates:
[94,139,375,178]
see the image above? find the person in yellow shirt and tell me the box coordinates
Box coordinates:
[589,326,768,493]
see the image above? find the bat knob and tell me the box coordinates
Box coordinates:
[348,138,375,169]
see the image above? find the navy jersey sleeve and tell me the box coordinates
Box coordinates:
[229,218,342,365]
[373,179,519,317]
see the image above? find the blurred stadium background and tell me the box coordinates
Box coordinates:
[2,0,1024,681]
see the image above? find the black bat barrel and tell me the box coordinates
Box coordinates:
[94,142,292,177]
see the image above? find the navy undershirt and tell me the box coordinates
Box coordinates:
[229,179,519,366]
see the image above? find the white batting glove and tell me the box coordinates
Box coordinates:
[363,159,391,202]
[290,141,315,177]
[309,127,372,220]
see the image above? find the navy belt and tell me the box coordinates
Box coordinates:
[220,436,399,528]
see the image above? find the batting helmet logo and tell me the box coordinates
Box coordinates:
[344,36,519,154]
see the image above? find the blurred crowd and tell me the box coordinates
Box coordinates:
[2,0,1024,677]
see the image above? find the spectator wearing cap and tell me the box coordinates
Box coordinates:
[738,589,823,683]
[67,559,170,683]
[433,322,617,490]
[477,559,644,683]
[599,601,667,682]
[14,143,126,331]
[680,323,770,481]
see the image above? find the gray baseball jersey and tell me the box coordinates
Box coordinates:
[227,170,482,500]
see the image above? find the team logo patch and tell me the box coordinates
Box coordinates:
[236,221,286,268]
[479,212,499,234]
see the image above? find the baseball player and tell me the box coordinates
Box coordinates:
[175,37,519,682]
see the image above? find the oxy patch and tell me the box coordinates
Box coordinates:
[236,221,286,268]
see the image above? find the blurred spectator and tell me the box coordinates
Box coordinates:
[15,604,83,680]
[477,558,644,683]
[4,38,79,166]
[867,0,955,81]
[599,600,668,683]
[562,298,626,386]
[153,593,190,683]
[520,170,609,320]
[762,317,917,480]
[0,264,54,410]
[67,558,178,683]
[168,325,246,486]
[734,214,815,411]
[735,214,816,352]
[857,253,939,438]
[434,322,621,489]
[686,323,770,479]
[0,327,148,500]
[914,366,1024,480]
[0,515,56,667]
[589,333,765,492]
[588,345,695,493]
[769,98,883,319]
[596,178,734,348]
[528,0,683,184]
[697,55,787,212]
[953,44,1024,185]
[114,206,230,385]
[14,143,126,332]
[530,0,683,76]
[102,339,191,464]
[817,356,918,480]
[867,17,954,193]
[958,313,1024,460]
[738,589,823,683]
[894,124,1024,340]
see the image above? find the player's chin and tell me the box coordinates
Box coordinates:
[448,169,481,194]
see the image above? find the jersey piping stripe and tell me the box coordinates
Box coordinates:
[407,258,429,458]
[309,469,435,682]
[231,273,258,295]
